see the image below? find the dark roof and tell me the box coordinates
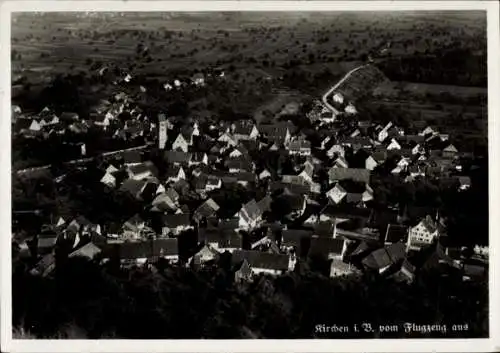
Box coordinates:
[107,239,179,260]
[124,214,144,229]
[218,218,240,230]
[123,150,142,164]
[414,215,438,233]
[257,196,272,214]
[346,240,376,258]
[59,112,79,121]
[194,199,220,221]
[339,180,367,194]
[259,123,290,142]
[198,228,243,248]
[238,172,257,183]
[338,136,372,148]
[119,179,146,197]
[190,152,207,162]
[15,118,33,131]
[233,121,256,135]
[463,264,487,279]
[162,213,191,228]
[37,235,58,249]
[329,168,371,184]
[277,193,305,211]
[225,158,253,171]
[321,204,372,220]
[384,224,408,244]
[152,238,179,257]
[241,199,262,222]
[371,152,387,164]
[231,250,289,271]
[69,242,102,259]
[281,229,313,247]
[313,221,335,238]
[164,151,192,164]
[128,161,158,177]
[288,138,311,151]
[165,165,184,178]
[115,241,152,260]
[31,254,56,276]
[270,182,310,196]
[308,237,345,257]
[398,134,425,144]
[362,242,406,270]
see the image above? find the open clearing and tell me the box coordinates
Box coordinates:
[373,81,487,99]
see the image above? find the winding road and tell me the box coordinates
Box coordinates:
[321,64,369,115]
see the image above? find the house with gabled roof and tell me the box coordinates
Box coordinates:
[225,157,254,174]
[384,224,409,246]
[189,152,208,167]
[281,229,313,254]
[386,138,401,151]
[190,244,220,267]
[259,122,292,145]
[362,242,406,274]
[152,238,179,263]
[236,199,265,230]
[232,121,259,141]
[328,167,371,184]
[287,138,311,156]
[338,136,373,152]
[331,155,349,169]
[161,213,192,236]
[442,143,459,159]
[127,161,158,181]
[232,250,290,279]
[218,131,238,147]
[100,172,117,188]
[198,227,243,253]
[326,183,347,204]
[419,126,436,137]
[30,254,56,277]
[376,122,393,143]
[387,258,416,283]
[69,242,102,260]
[228,145,249,159]
[151,192,178,213]
[119,178,147,200]
[166,165,186,183]
[36,233,58,256]
[308,236,347,260]
[172,132,190,152]
[123,150,142,166]
[458,176,471,191]
[259,169,272,181]
[122,214,146,240]
[29,119,42,132]
[193,198,220,223]
[365,155,378,171]
[407,215,439,251]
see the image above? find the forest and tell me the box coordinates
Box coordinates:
[12,253,488,339]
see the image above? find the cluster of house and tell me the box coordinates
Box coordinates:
[12,91,156,155]
[12,81,486,284]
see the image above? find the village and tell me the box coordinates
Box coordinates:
[11,64,488,287]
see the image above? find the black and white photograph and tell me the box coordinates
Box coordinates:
[2,1,499,352]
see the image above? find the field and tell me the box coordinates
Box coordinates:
[11,11,488,150]
[373,81,487,100]
[12,11,486,82]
